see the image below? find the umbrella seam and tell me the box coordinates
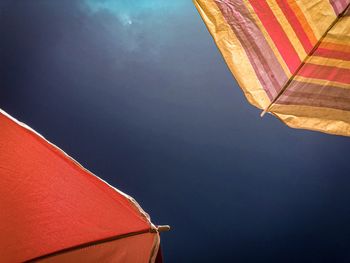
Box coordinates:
[24,229,154,262]
[261,2,350,116]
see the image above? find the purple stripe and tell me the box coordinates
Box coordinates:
[276,80,350,111]
[346,5,350,16]
[329,0,350,15]
[215,0,288,100]
[278,94,350,112]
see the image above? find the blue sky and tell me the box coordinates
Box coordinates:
[1,1,350,262]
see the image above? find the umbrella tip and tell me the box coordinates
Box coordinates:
[260,109,268,117]
[157,225,171,233]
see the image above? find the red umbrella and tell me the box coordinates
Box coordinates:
[0,109,169,262]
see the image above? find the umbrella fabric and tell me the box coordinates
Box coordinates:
[194,0,350,136]
[0,109,160,263]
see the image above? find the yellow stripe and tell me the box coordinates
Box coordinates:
[243,0,292,77]
[270,104,350,136]
[329,16,350,36]
[322,37,350,45]
[296,0,336,39]
[294,75,350,90]
[320,16,350,45]
[308,56,350,70]
[193,0,270,109]
[267,0,307,59]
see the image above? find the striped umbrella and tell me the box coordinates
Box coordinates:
[194,0,350,136]
[0,109,169,263]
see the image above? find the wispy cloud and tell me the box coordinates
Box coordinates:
[83,0,190,56]
[85,0,187,25]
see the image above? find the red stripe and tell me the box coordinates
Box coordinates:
[248,0,301,73]
[276,0,313,52]
[298,63,350,84]
[315,48,350,61]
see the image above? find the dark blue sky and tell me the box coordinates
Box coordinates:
[1,1,350,262]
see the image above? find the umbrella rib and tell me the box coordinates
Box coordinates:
[24,229,152,262]
[260,3,350,117]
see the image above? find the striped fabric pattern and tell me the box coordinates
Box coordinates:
[194,0,350,136]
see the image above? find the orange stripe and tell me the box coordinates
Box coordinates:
[287,1,318,45]
[276,0,313,52]
[319,41,350,53]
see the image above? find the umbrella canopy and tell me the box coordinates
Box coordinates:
[0,109,164,263]
[194,0,350,136]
